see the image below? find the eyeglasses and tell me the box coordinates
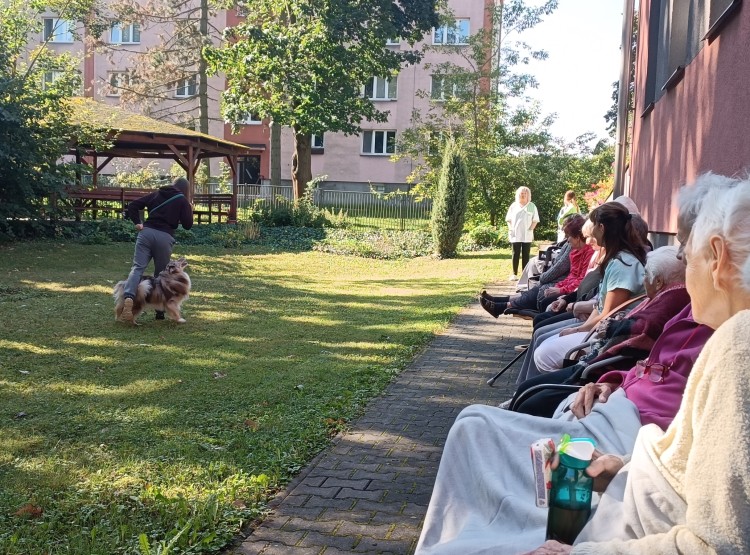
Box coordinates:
[635,360,671,383]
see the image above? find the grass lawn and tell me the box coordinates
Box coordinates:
[0,240,510,554]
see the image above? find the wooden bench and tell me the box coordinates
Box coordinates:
[62,188,157,220]
[192,193,233,224]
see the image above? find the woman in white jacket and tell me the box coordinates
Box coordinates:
[506,186,540,280]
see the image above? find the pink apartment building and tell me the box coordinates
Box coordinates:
[37,0,495,190]
[628,0,749,242]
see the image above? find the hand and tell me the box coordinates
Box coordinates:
[135,223,144,231]
[520,540,572,554]
[569,382,615,419]
[549,299,567,313]
[544,287,561,298]
[573,302,591,318]
[586,450,625,493]
[558,326,581,337]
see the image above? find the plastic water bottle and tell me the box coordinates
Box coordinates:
[545,436,596,545]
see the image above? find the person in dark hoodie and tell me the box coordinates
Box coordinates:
[119,176,193,323]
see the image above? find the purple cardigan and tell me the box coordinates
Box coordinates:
[599,304,714,430]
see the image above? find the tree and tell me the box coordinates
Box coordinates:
[205,0,440,198]
[431,138,468,258]
[88,0,220,134]
[395,0,560,226]
[0,0,103,232]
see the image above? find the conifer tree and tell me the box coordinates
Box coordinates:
[431,138,468,258]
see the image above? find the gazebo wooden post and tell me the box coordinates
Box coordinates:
[186,146,196,202]
[225,154,238,223]
[92,153,98,187]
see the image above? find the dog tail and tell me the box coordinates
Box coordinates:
[113,281,125,302]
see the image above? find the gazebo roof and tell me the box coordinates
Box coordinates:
[67,97,256,159]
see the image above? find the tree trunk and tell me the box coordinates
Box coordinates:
[291,126,312,199]
[199,0,209,136]
[271,122,281,186]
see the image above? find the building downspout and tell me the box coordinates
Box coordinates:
[613,0,636,197]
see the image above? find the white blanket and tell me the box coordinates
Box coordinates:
[415,390,642,555]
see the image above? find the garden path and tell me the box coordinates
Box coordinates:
[228,283,528,554]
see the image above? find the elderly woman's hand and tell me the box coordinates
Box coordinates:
[544,287,562,298]
[586,450,626,493]
[549,299,567,313]
[520,540,573,554]
[569,382,616,419]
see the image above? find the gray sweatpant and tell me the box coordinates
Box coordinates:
[124,227,175,299]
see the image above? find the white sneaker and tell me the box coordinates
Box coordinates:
[508,274,518,281]
[498,399,513,409]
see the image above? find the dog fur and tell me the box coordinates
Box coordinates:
[114,258,191,324]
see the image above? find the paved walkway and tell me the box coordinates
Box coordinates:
[229,285,530,555]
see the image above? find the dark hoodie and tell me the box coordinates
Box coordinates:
[126,186,193,236]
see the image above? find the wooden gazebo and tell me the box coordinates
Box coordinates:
[66,97,259,220]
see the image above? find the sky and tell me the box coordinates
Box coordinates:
[511,0,626,144]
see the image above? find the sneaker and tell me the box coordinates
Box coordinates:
[120,297,135,323]
[498,399,513,410]
[514,344,529,352]
[508,274,518,281]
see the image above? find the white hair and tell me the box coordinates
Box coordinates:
[685,173,750,291]
[613,195,640,215]
[515,186,532,203]
[645,246,685,285]
[677,172,741,234]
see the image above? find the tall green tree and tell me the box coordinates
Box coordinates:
[205,0,440,198]
[395,0,560,225]
[0,0,101,232]
[431,137,468,258]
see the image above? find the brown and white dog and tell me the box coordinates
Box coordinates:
[114,258,191,324]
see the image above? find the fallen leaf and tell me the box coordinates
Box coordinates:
[232,499,247,509]
[13,412,27,419]
[243,419,259,431]
[18,370,30,375]
[14,503,43,518]
[213,372,227,379]
[295,384,304,390]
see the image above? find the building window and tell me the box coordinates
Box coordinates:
[385,38,400,46]
[42,70,65,89]
[175,76,197,98]
[365,76,397,100]
[241,113,262,124]
[110,22,141,44]
[311,133,324,154]
[431,75,463,101]
[107,72,130,96]
[43,18,74,43]
[362,130,396,155]
[433,19,470,45]
[706,0,742,40]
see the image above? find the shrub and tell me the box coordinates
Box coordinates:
[468,224,500,248]
[431,138,468,258]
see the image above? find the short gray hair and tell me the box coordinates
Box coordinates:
[515,186,532,203]
[686,174,750,292]
[645,246,685,285]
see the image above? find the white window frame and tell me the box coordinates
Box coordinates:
[107,72,130,96]
[311,133,324,149]
[175,76,197,98]
[42,70,65,90]
[362,130,396,156]
[43,18,74,43]
[385,38,400,46]
[110,22,141,44]
[364,75,397,101]
[241,113,262,125]
[430,75,460,101]
[433,19,470,45]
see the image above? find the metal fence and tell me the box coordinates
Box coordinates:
[236,186,432,231]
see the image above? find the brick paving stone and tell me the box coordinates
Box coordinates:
[234,286,529,554]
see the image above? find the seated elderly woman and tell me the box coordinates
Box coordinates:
[480,215,593,317]
[415,173,746,555]
[511,246,694,416]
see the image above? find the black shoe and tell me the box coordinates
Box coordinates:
[155,311,165,320]
[479,291,510,303]
[480,297,506,318]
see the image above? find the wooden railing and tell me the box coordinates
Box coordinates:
[59,188,235,223]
